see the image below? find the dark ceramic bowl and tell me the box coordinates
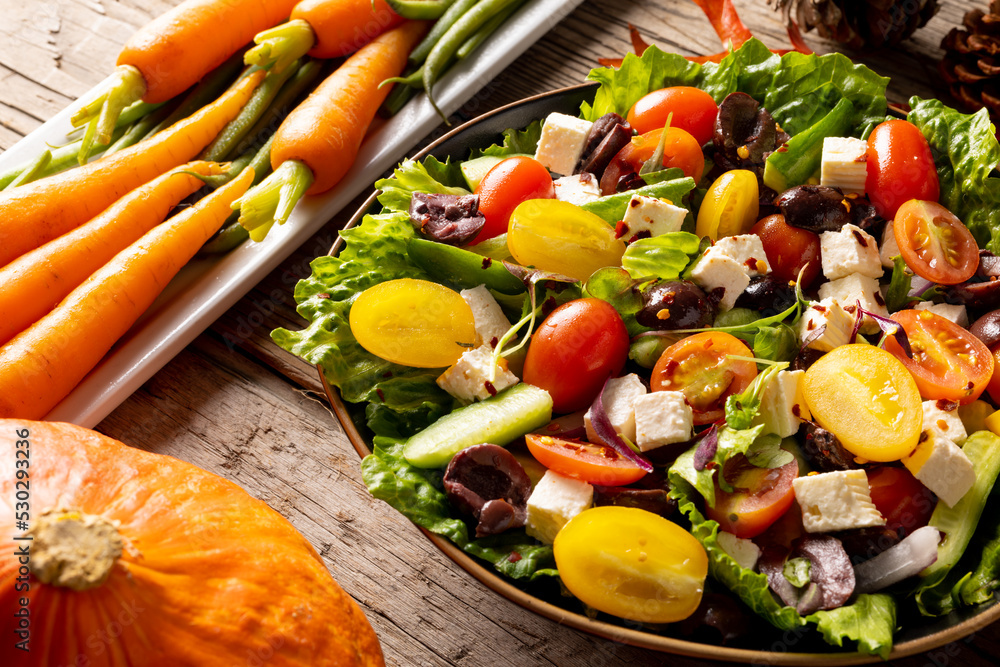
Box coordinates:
[320,82,1000,664]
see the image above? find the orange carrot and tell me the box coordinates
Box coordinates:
[0,70,263,269]
[0,166,255,421]
[293,0,405,58]
[0,161,225,348]
[236,20,427,240]
[274,20,427,195]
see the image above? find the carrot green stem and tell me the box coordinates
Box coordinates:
[103,102,176,156]
[235,159,314,241]
[2,150,51,191]
[456,0,524,59]
[245,19,316,73]
[409,0,478,66]
[202,59,301,162]
[70,65,146,165]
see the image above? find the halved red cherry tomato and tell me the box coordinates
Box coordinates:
[472,156,554,244]
[751,214,821,286]
[650,332,757,424]
[704,454,798,539]
[866,119,940,219]
[894,200,979,285]
[523,298,629,413]
[626,87,719,146]
[599,127,705,195]
[525,433,646,486]
[866,466,935,534]
[883,309,994,404]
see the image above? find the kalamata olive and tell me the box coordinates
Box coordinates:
[970,309,1000,349]
[579,122,633,178]
[579,112,630,162]
[593,486,676,518]
[733,276,796,317]
[759,536,855,615]
[636,280,714,330]
[942,280,1000,313]
[800,421,860,473]
[409,192,485,246]
[443,444,531,537]
[775,185,857,233]
[977,250,1000,279]
[713,92,779,174]
[835,526,901,565]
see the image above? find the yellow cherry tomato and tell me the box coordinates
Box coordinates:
[349,278,477,368]
[507,199,625,281]
[802,344,922,462]
[696,169,759,240]
[553,506,708,623]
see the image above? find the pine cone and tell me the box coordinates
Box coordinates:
[772,0,939,49]
[940,2,1000,119]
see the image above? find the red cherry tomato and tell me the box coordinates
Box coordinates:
[523,298,629,413]
[894,200,979,285]
[866,120,940,219]
[599,128,705,195]
[525,434,647,486]
[866,466,935,534]
[751,214,821,286]
[650,332,757,424]
[704,454,799,539]
[883,309,994,404]
[626,87,719,146]
[472,156,554,244]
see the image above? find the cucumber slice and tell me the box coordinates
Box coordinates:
[466,233,514,261]
[408,237,525,294]
[918,431,1000,591]
[460,153,529,191]
[403,383,553,468]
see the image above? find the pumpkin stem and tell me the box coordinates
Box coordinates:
[27,508,123,591]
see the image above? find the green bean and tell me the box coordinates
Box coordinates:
[202,59,301,162]
[199,217,251,254]
[456,0,525,59]
[144,50,247,138]
[2,150,51,190]
[423,0,521,119]
[380,78,419,117]
[408,0,478,66]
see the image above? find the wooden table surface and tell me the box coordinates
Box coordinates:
[2,0,997,664]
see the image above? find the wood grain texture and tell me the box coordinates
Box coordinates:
[2,1,998,665]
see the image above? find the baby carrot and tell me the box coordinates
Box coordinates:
[245,0,404,72]
[0,161,224,347]
[73,0,298,160]
[237,20,428,239]
[0,166,255,421]
[0,70,263,269]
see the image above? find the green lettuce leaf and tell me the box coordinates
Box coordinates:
[621,232,701,280]
[374,158,470,214]
[362,438,558,579]
[907,97,1000,253]
[477,120,542,158]
[808,594,896,660]
[669,425,764,506]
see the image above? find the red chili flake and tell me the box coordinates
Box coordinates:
[852,228,869,247]
[919,431,929,444]
[489,336,499,349]
[317,293,331,299]
[776,144,789,153]
[629,198,641,208]
[614,220,630,239]
[814,304,827,313]
[664,359,680,378]
[632,230,652,241]
[792,404,801,417]
[485,381,498,397]
[482,257,493,269]
[382,371,393,378]
[936,399,959,412]
[376,388,386,402]
[508,551,522,563]
[874,291,886,306]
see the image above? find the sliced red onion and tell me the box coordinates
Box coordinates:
[590,377,653,473]
[693,423,720,472]
[854,526,941,594]
[908,275,935,298]
[849,300,913,358]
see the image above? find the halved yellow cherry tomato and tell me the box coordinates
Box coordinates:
[883,309,994,404]
[695,169,759,240]
[349,278,477,368]
[554,506,707,624]
[507,199,625,281]
[802,344,922,462]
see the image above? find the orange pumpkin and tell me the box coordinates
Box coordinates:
[0,419,384,666]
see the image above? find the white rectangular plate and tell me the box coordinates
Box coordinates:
[0,0,584,428]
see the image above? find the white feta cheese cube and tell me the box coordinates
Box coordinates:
[818,273,888,334]
[820,136,868,195]
[902,430,976,507]
[716,530,761,571]
[706,234,771,277]
[436,346,519,404]
[460,284,514,348]
[533,112,593,176]
[584,373,647,444]
[914,301,969,328]
[619,195,687,240]
[525,470,593,544]
[819,224,882,280]
[798,298,855,352]
[793,469,886,533]
[689,253,750,312]
[756,369,811,438]
[553,172,601,206]
[879,220,906,269]
[922,399,968,445]
[632,391,693,452]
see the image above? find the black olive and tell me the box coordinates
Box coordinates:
[970,309,1000,349]
[593,486,676,518]
[579,121,633,178]
[774,185,853,233]
[443,444,531,537]
[733,276,796,317]
[408,192,485,246]
[800,421,860,473]
[713,92,778,174]
[636,280,714,330]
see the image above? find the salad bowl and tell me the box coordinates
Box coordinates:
[311,77,1000,663]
